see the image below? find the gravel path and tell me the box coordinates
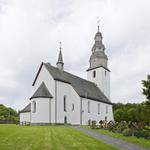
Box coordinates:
[73,126,149,150]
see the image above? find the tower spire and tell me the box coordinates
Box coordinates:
[59,41,62,51]
[56,42,64,71]
[87,23,110,99]
[97,16,100,32]
[89,23,108,69]
[98,25,99,32]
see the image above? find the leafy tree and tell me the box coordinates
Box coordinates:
[0,116,5,120]
[142,75,150,102]
[113,75,150,124]
[114,108,124,122]
[0,104,19,121]
[113,103,149,124]
[127,108,137,122]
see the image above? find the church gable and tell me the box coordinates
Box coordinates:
[32,62,44,86]
[31,62,56,101]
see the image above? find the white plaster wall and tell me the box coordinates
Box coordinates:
[87,67,110,99]
[20,112,31,122]
[32,64,55,123]
[31,98,51,123]
[81,98,113,125]
[56,81,81,125]
[70,87,81,125]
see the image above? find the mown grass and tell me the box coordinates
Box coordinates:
[82,126,150,149]
[0,124,118,150]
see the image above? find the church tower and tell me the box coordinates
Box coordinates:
[87,26,110,99]
[56,42,64,71]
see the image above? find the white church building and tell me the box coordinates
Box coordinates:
[19,26,114,125]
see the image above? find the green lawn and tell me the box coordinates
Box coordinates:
[82,126,150,149]
[0,125,118,150]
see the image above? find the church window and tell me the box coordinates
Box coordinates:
[72,103,74,111]
[88,101,90,113]
[93,71,96,78]
[32,101,36,113]
[98,103,100,114]
[105,116,107,122]
[64,95,67,112]
[106,105,108,114]
[105,70,107,76]
[64,116,67,124]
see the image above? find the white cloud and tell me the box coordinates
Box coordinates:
[0,0,150,110]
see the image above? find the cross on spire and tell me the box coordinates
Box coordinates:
[97,16,100,32]
[59,41,62,50]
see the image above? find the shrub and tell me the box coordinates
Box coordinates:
[91,120,97,129]
[123,128,133,136]
[136,122,145,130]
[107,121,115,131]
[88,119,91,126]
[135,129,150,139]
[144,126,150,131]
[118,121,128,133]
[99,120,104,128]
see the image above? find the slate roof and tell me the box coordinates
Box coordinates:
[87,65,110,72]
[43,63,112,104]
[30,82,53,100]
[57,50,64,64]
[19,103,31,113]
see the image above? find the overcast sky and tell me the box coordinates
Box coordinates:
[0,0,150,110]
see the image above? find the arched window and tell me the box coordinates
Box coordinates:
[64,95,67,112]
[93,71,96,78]
[72,103,74,111]
[98,103,100,114]
[105,70,107,76]
[32,101,36,113]
[106,105,108,114]
[88,101,90,113]
[64,116,67,124]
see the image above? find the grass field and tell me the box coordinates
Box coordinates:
[83,126,150,149]
[0,125,118,150]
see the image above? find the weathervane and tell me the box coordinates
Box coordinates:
[97,16,100,31]
[59,42,62,50]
